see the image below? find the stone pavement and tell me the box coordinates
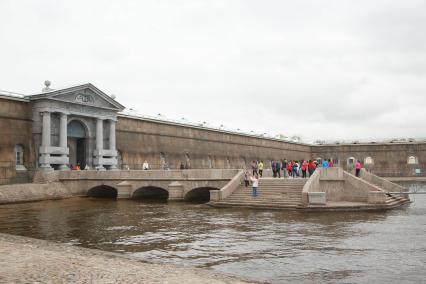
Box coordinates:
[0,233,254,284]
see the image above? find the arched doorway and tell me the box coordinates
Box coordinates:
[132,186,169,200]
[184,187,219,202]
[87,185,118,198]
[67,120,87,169]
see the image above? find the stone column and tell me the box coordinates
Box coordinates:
[109,120,116,151]
[58,113,69,170]
[41,111,51,147]
[95,118,104,170]
[39,111,52,170]
[109,119,117,170]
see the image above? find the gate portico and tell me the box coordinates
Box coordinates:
[28,83,125,171]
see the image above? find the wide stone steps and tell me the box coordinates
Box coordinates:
[385,195,409,207]
[213,178,308,208]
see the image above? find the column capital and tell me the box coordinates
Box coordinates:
[59,111,70,117]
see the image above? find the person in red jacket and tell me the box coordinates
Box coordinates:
[355,160,362,177]
[328,159,334,167]
[308,160,316,177]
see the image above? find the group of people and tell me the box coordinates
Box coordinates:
[244,158,361,198]
[68,163,82,171]
[249,159,334,179]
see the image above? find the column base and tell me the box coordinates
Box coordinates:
[109,165,119,171]
[39,165,54,172]
[58,164,70,171]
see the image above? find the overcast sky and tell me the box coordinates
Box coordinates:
[1,0,425,141]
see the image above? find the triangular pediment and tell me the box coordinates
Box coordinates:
[27,83,125,111]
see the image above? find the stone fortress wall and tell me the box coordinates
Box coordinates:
[1,95,425,185]
[116,115,311,170]
[0,97,34,184]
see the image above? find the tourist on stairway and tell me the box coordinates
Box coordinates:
[355,160,362,177]
[258,161,264,177]
[251,160,258,176]
[282,159,288,178]
[301,160,308,178]
[322,159,329,169]
[143,160,149,170]
[287,161,293,178]
[244,170,250,187]
[250,174,259,197]
[308,160,316,176]
[272,161,277,178]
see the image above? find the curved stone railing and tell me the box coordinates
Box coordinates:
[301,169,320,205]
[210,170,244,202]
[301,167,394,205]
[360,169,407,193]
[58,169,239,181]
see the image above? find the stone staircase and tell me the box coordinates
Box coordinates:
[385,194,410,208]
[210,178,307,209]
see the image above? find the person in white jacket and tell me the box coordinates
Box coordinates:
[250,174,259,197]
[142,160,149,170]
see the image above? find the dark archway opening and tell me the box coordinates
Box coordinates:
[184,187,219,202]
[67,120,87,169]
[87,185,118,198]
[132,186,169,201]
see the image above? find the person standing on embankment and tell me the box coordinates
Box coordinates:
[258,161,264,177]
[355,160,362,177]
[250,174,259,197]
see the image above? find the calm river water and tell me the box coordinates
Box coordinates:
[0,183,425,283]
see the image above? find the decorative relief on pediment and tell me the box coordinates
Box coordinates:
[75,93,95,104]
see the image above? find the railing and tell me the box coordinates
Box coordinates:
[210,170,244,202]
[301,167,393,205]
[301,169,320,205]
[359,169,407,194]
[58,169,240,181]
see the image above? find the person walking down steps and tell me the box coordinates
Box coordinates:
[244,170,250,187]
[258,161,264,177]
[250,174,259,197]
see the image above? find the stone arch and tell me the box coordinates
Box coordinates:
[159,152,167,169]
[408,156,418,165]
[67,118,91,138]
[207,155,213,169]
[184,153,191,169]
[365,157,374,165]
[132,186,169,200]
[14,144,26,170]
[117,149,123,169]
[87,185,118,198]
[184,187,220,202]
[347,157,356,169]
[226,156,231,169]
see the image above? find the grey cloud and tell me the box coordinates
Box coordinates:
[0,0,425,141]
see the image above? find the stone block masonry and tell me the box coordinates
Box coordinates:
[0,233,253,283]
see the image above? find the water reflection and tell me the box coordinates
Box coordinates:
[0,187,425,283]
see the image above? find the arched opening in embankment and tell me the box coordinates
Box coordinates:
[132,186,169,201]
[184,187,219,202]
[87,185,118,198]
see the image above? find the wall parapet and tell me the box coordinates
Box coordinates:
[360,169,407,193]
[302,167,392,205]
[210,170,244,201]
[58,169,239,181]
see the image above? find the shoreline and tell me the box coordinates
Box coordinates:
[0,233,256,283]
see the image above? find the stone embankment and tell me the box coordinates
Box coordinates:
[0,182,71,204]
[0,233,253,283]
